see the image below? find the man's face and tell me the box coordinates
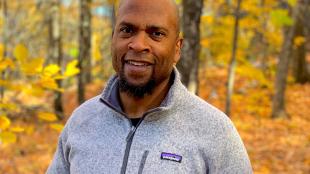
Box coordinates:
[111,0,182,97]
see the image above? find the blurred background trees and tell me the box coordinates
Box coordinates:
[0,0,310,173]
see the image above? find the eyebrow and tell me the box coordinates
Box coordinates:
[118,22,169,33]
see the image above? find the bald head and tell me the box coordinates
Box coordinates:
[115,0,180,34]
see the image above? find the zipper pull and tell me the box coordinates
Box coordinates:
[126,126,136,142]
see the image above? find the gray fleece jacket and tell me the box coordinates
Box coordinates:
[46,69,252,174]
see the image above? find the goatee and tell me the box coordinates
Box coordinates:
[118,72,156,98]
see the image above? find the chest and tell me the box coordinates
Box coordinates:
[66,119,209,174]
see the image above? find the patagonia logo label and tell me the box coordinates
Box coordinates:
[160,152,182,163]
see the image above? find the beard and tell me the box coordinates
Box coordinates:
[118,66,156,98]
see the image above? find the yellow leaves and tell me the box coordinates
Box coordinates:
[236,64,270,88]
[0,131,17,144]
[0,115,11,130]
[43,64,60,77]
[201,15,214,25]
[0,58,15,72]
[64,60,80,77]
[10,126,25,133]
[13,44,28,62]
[37,112,58,122]
[288,0,297,7]
[23,85,45,97]
[49,123,64,132]
[0,103,18,112]
[294,36,305,47]
[20,57,44,75]
[200,39,209,48]
[0,43,4,58]
[37,76,63,92]
[38,113,64,133]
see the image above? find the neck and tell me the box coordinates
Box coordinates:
[119,78,171,119]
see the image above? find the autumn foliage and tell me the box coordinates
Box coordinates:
[0,0,310,173]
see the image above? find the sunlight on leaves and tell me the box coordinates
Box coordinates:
[49,123,64,132]
[37,112,58,122]
[64,60,80,77]
[43,64,60,77]
[0,115,11,130]
[10,126,25,133]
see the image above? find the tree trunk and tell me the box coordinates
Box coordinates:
[78,0,92,104]
[225,0,242,117]
[292,0,310,83]
[177,0,203,94]
[259,0,269,74]
[0,0,8,102]
[48,0,64,119]
[271,2,300,119]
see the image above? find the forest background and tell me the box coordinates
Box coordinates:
[0,0,309,173]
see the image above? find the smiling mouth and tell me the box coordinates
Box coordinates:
[125,60,153,66]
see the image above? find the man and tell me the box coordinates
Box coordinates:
[47,0,252,173]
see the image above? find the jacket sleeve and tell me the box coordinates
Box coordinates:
[46,128,70,174]
[208,117,253,174]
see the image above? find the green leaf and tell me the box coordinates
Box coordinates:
[69,48,79,58]
[270,9,293,27]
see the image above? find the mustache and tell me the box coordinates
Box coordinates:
[123,51,155,62]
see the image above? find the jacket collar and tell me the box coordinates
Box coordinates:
[99,67,186,120]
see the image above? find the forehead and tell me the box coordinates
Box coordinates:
[116,0,177,30]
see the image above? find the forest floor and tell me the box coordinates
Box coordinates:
[0,67,309,174]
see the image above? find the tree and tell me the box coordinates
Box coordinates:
[78,0,92,104]
[47,0,64,119]
[225,0,242,117]
[0,0,8,102]
[292,0,310,84]
[177,0,203,94]
[271,1,301,118]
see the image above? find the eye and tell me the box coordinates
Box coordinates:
[150,31,166,41]
[152,31,164,37]
[120,26,132,33]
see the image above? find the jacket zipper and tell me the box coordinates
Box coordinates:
[138,150,149,174]
[100,98,161,174]
[120,117,144,174]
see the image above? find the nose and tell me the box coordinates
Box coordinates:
[128,32,150,53]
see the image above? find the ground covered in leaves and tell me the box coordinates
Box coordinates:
[0,69,309,174]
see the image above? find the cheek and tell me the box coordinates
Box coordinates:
[111,40,126,72]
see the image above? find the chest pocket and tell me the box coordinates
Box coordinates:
[138,150,206,174]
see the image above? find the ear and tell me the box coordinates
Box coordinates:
[173,37,183,65]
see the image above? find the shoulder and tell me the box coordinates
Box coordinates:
[64,95,107,131]
[176,89,236,137]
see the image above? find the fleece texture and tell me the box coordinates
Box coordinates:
[46,68,252,174]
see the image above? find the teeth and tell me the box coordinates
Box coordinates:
[128,61,147,66]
